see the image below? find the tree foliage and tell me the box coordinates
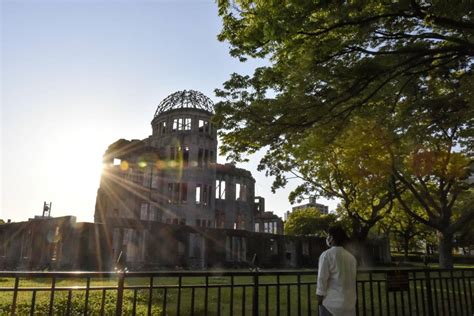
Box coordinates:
[284,207,337,236]
[215,0,473,158]
[215,0,474,268]
[376,198,434,260]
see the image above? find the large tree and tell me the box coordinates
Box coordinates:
[376,199,434,261]
[284,208,337,236]
[281,116,395,243]
[215,1,473,268]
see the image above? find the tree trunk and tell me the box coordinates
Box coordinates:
[403,236,409,262]
[439,232,454,269]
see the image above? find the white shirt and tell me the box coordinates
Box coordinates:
[316,246,357,316]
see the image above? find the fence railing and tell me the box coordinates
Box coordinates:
[0,268,473,315]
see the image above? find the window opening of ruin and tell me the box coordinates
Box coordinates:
[167,183,173,204]
[143,166,152,187]
[149,205,157,221]
[181,183,188,204]
[196,219,201,226]
[203,185,208,206]
[198,148,203,167]
[113,158,121,166]
[198,119,210,133]
[151,172,159,189]
[167,183,187,204]
[172,117,192,131]
[236,184,240,200]
[195,185,202,204]
[184,118,191,130]
[159,121,167,135]
[140,203,148,220]
[236,183,247,201]
[173,183,180,204]
[208,185,212,206]
[183,146,189,167]
[216,180,226,199]
[204,149,209,167]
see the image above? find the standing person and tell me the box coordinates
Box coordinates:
[317,225,357,316]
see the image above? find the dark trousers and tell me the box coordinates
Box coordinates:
[318,304,333,316]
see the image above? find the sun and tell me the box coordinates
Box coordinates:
[42,130,106,219]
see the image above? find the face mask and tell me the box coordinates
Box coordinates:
[326,236,333,247]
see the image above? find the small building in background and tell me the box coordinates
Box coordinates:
[291,197,329,214]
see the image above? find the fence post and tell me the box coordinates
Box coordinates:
[253,270,259,316]
[424,269,434,316]
[116,272,125,316]
[10,277,19,316]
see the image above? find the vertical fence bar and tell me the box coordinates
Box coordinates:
[286,284,291,316]
[230,276,234,316]
[420,273,426,316]
[362,281,367,316]
[66,290,72,315]
[191,287,195,316]
[163,287,168,315]
[205,275,209,315]
[276,275,280,316]
[449,270,458,316]
[252,271,259,316]
[431,272,438,316]
[177,276,182,316]
[444,272,451,314]
[406,273,412,316]
[413,275,420,315]
[29,290,37,316]
[297,273,301,316]
[461,270,469,315]
[424,269,434,316]
[437,271,445,315]
[132,289,137,315]
[10,277,19,316]
[307,283,311,316]
[468,272,473,315]
[84,277,90,314]
[356,281,359,316]
[218,286,222,316]
[377,280,382,316]
[456,272,464,315]
[385,278,390,316]
[100,289,106,316]
[148,276,154,316]
[400,287,406,316]
[48,277,56,316]
[369,273,374,316]
[115,272,125,316]
[393,291,398,316]
[265,285,269,316]
[242,286,246,316]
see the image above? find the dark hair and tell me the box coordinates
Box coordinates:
[328,225,349,245]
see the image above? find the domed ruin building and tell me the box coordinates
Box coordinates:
[94,90,256,231]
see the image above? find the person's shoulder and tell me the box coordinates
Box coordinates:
[319,248,331,259]
[342,247,357,262]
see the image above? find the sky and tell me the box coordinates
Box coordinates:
[1,0,338,223]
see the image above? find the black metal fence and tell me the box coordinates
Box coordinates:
[0,268,473,315]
